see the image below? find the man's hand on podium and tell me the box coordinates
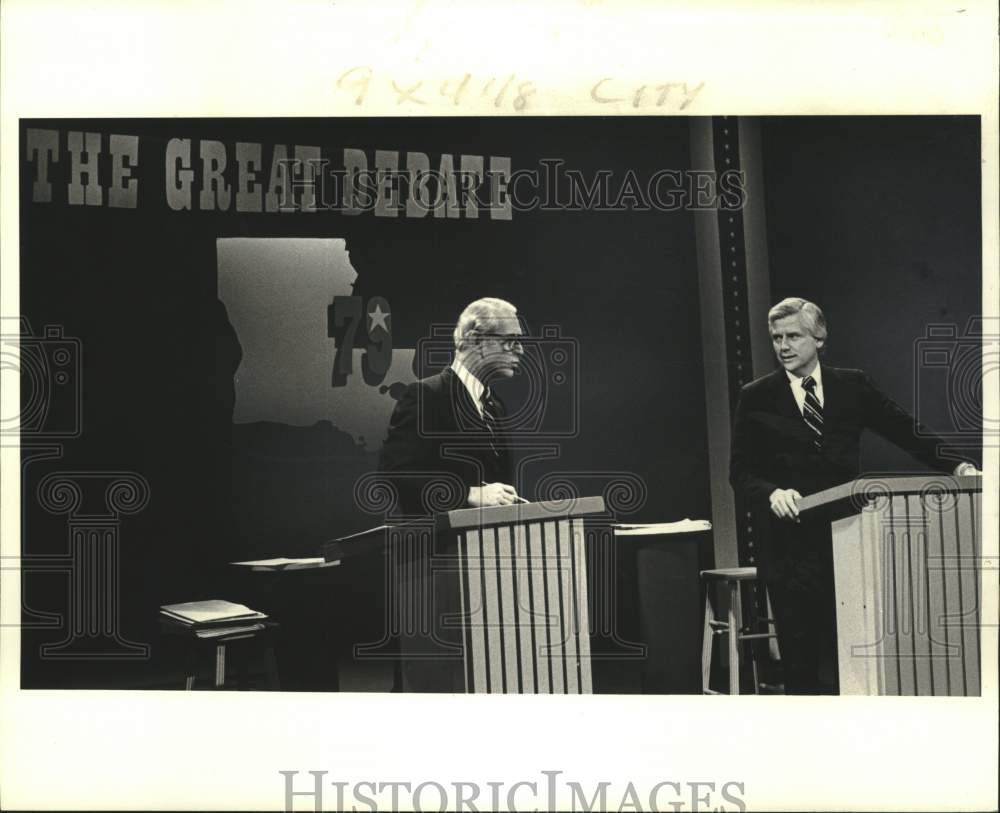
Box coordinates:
[469,482,524,507]
[769,488,803,522]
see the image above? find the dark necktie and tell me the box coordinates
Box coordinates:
[480,388,501,458]
[801,375,824,450]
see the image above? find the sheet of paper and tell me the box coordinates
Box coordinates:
[229,557,327,568]
[614,519,712,536]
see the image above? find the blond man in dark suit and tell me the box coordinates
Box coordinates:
[730,297,977,693]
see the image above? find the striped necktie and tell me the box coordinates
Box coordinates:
[801,375,823,450]
[480,388,501,458]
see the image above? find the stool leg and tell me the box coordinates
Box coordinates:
[747,625,760,694]
[728,581,739,695]
[183,641,197,690]
[765,586,781,662]
[748,584,760,695]
[701,591,714,693]
[214,644,226,689]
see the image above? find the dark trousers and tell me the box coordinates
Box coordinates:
[765,523,840,695]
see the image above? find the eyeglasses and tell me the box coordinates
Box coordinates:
[482,334,524,351]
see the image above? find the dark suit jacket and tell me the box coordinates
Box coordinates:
[378,367,514,517]
[729,366,958,577]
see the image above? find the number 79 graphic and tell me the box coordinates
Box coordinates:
[328,295,393,387]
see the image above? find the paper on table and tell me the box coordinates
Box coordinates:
[229,557,329,570]
[159,599,268,625]
[613,519,712,536]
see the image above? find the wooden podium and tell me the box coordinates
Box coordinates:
[327,497,606,693]
[797,475,983,696]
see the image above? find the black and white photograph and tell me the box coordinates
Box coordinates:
[1,2,997,811]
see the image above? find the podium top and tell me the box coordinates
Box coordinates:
[797,474,981,517]
[436,496,607,532]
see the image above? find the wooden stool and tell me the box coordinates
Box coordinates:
[159,619,281,690]
[701,567,779,695]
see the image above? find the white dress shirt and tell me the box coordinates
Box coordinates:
[786,363,824,415]
[451,359,485,417]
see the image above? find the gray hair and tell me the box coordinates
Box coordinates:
[453,297,519,352]
[767,297,828,342]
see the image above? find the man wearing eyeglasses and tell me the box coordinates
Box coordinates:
[379,296,526,516]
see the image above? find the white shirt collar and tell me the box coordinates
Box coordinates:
[785,363,823,411]
[451,358,485,415]
[785,362,823,389]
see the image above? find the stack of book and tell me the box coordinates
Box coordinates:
[159,599,269,640]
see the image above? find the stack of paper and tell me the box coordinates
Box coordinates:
[613,519,712,536]
[160,599,268,627]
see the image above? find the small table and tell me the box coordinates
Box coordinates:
[226,558,348,691]
[615,521,713,694]
[159,618,281,690]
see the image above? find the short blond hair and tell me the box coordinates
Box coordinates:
[767,297,828,342]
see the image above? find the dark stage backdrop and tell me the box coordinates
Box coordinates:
[18,117,710,687]
[762,116,983,475]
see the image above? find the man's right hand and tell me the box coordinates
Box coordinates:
[469,483,520,507]
[769,488,803,521]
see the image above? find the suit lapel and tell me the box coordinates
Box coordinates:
[443,367,485,431]
[819,366,838,422]
[768,369,801,420]
[765,367,822,446]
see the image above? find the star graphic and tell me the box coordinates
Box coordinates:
[368,303,390,333]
